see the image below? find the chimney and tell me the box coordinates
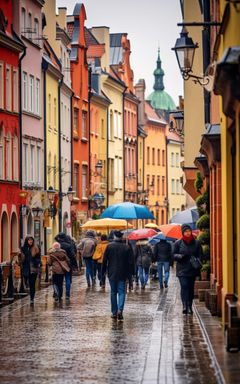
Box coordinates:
[57,7,67,30]
[90,27,110,71]
[135,79,146,126]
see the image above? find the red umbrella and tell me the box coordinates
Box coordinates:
[159,224,182,239]
[128,228,157,240]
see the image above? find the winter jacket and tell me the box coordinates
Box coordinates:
[135,241,153,269]
[173,237,203,277]
[102,239,134,281]
[55,233,78,270]
[92,241,109,263]
[79,237,97,258]
[154,240,172,263]
[48,248,70,274]
[21,244,40,276]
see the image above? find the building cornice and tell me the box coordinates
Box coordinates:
[0,31,24,53]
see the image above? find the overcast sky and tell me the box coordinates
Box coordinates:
[56,0,183,105]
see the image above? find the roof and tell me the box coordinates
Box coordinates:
[145,102,166,125]
[167,131,183,142]
[85,27,99,47]
[109,33,124,65]
[147,90,176,112]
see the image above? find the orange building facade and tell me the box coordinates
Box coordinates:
[67,4,89,234]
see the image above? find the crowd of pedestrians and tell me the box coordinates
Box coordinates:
[19,223,203,320]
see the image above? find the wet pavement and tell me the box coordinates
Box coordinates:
[0,272,220,384]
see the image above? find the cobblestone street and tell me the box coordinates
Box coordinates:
[0,273,220,384]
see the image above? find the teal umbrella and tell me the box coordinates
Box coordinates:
[101,202,155,220]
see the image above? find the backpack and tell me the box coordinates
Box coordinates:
[82,238,96,258]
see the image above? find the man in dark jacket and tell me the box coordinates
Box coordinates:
[102,231,133,320]
[154,239,172,289]
[173,224,203,314]
[55,232,78,299]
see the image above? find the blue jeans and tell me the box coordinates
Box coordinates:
[138,266,150,287]
[157,262,170,287]
[84,258,93,283]
[109,280,126,315]
[65,271,72,298]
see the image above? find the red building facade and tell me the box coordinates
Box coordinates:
[0,2,24,261]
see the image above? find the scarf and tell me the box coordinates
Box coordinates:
[182,234,194,245]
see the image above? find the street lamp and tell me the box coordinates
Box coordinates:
[47,186,56,203]
[66,186,75,202]
[169,110,184,136]
[32,207,44,218]
[172,28,198,79]
[95,160,103,176]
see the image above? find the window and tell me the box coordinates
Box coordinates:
[172,208,175,217]
[53,155,57,188]
[6,66,11,111]
[119,157,123,189]
[30,144,35,182]
[109,110,113,140]
[114,157,118,189]
[0,62,3,109]
[162,176,165,195]
[53,98,57,128]
[73,108,79,134]
[157,149,160,165]
[48,94,51,127]
[171,152,174,167]
[29,75,34,113]
[171,179,175,194]
[140,142,143,160]
[114,111,118,137]
[28,13,32,39]
[36,79,40,115]
[82,111,87,139]
[176,179,180,194]
[152,148,155,165]
[147,147,150,165]
[34,18,39,41]
[23,143,28,182]
[64,105,67,133]
[176,153,179,167]
[108,159,114,191]
[23,72,28,110]
[151,175,155,194]
[13,136,18,181]
[21,8,26,34]
[0,128,4,179]
[101,119,104,139]
[82,165,87,198]
[157,176,160,195]
[162,150,165,166]
[95,111,99,135]
[6,135,12,180]
[37,147,41,183]
[13,69,18,112]
[118,113,122,138]
[147,175,150,191]
[73,164,79,197]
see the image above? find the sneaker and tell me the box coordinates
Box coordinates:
[54,297,59,303]
[182,308,188,314]
[164,282,168,288]
[117,311,124,320]
[66,296,70,302]
[30,299,34,305]
[141,284,145,290]
[111,313,117,319]
[188,307,193,315]
[87,280,91,288]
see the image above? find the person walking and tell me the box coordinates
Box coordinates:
[79,231,97,287]
[135,239,153,289]
[154,238,172,289]
[102,231,133,320]
[92,234,109,288]
[20,235,41,304]
[55,232,78,299]
[48,242,70,302]
[173,224,203,314]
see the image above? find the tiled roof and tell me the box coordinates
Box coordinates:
[67,22,74,39]
[167,131,183,142]
[145,101,166,125]
[87,45,105,59]
[85,27,99,47]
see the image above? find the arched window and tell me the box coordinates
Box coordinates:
[1,212,9,262]
[48,152,51,186]
[11,212,18,253]
[13,135,18,181]
[27,213,33,235]
[6,133,12,180]
[53,155,57,188]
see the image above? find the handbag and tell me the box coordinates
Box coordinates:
[190,255,202,270]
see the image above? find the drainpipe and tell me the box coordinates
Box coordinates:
[88,65,92,217]
[58,77,63,232]
[106,106,109,208]
[42,61,47,253]
[203,0,210,124]
[19,45,26,245]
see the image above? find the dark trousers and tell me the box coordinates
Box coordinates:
[25,273,38,301]
[52,274,64,299]
[95,263,105,285]
[178,276,196,309]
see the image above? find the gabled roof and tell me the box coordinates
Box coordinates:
[167,131,183,142]
[145,101,166,125]
[85,27,99,47]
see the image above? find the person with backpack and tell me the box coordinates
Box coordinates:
[135,239,153,289]
[48,242,70,302]
[154,238,172,289]
[92,234,109,288]
[20,235,41,304]
[79,231,97,287]
[55,232,78,299]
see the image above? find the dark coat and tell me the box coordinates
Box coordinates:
[102,239,134,281]
[135,242,153,268]
[55,233,78,270]
[153,240,172,263]
[21,237,40,277]
[173,237,203,277]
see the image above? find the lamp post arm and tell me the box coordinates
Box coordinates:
[177,22,222,27]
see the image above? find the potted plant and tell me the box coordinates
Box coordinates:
[201,261,210,281]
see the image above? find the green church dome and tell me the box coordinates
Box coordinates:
[147,49,176,112]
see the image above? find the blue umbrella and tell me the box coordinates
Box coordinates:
[149,232,175,246]
[101,202,155,220]
[170,207,198,229]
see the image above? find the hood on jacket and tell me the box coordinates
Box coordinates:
[49,248,67,260]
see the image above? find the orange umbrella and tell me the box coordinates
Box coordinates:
[159,224,182,239]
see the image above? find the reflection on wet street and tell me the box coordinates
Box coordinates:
[0,273,219,383]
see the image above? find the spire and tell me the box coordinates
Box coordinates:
[153,48,165,91]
